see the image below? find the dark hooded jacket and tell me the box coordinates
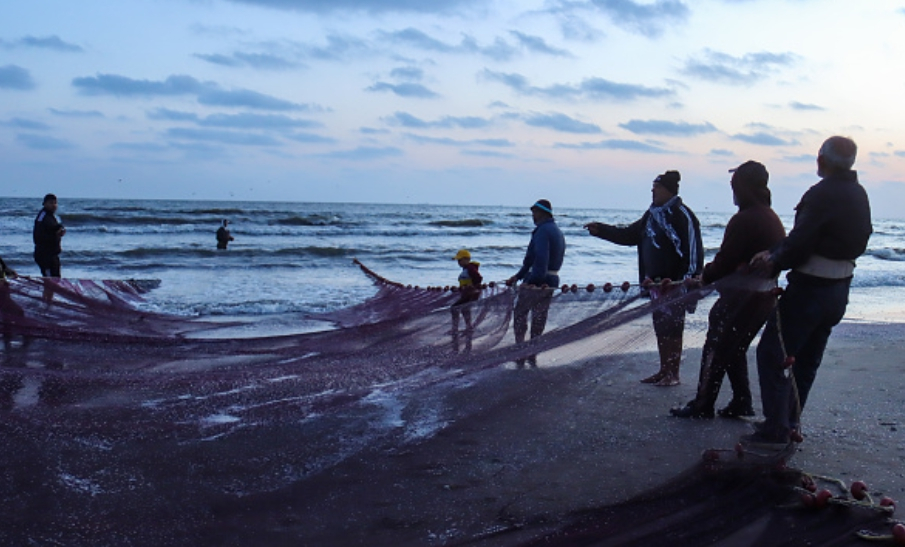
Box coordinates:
[702,177,786,284]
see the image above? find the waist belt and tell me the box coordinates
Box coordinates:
[547,270,559,276]
[794,254,855,279]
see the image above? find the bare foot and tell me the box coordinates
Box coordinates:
[654,375,680,387]
[640,372,665,384]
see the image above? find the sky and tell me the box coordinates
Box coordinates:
[3,0,905,218]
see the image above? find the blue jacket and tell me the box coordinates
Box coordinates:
[515,218,566,286]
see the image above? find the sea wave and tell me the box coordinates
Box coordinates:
[271,215,345,226]
[64,214,199,226]
[867,248,905,261]
[428,219,493,228]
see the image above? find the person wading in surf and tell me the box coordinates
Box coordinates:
[585,171,703,386]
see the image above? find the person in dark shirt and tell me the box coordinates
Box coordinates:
[744,136,872,446]
[33,193,65,277]
[506,199,566,368]
[216,219,234,250]
[670,161,786,419]
[585,171,703,386]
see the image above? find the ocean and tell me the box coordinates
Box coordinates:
[2,197,903,322]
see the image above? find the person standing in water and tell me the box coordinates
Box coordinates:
[216,219,234,250]
[584,171,703,386]
[33,193,65,277]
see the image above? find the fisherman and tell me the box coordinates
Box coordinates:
[670,161,785,419]
[33,193,65,277]
[506,199,566,368]
[584,171,703,386]
[216,219,234,250]
[745,136,872,446]
[450,249,483,353]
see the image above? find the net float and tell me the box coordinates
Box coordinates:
[771,286,784,296]
[603,283,613,292]
[783,356,796,368]
[586,284,595,293]
[570,284,578,293]
[621,281,631,292]
[892,523,905,544]
[561,284,569,293]
[850,480,868,500]
[814,489,833,508]
[880,496,896,512]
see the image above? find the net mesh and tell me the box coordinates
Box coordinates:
[0,264,894,546]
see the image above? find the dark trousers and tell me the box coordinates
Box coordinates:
[693,291,774,411]
[34,253,60,277]
[755,273,850,438]
[513,280,556,366]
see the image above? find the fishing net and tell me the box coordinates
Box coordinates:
[0,264,898,546]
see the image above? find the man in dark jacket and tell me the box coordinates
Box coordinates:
[216,219,234,250]
[745,136,872,446]
[671,161,786,418]
[585,171,703,386]
[507,199,566,367]
[34,193,65,277]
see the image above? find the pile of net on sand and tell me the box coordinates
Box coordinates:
[0,264,900,546]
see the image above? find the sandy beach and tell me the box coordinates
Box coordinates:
[2,316,903,546]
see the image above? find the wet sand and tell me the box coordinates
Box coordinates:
[1,320,903,546]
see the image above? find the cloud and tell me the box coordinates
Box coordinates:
[731,132,797,146]
[708,148,734,157]
[389,66,424,81]
[682,49,797,85]
[109,142,170,153]
[524,112,602,134]
[166,127,282,146]
[619,119,716,136]
[789,101,825,111]
[286,132,336,143]
[0,65,36,90]
[461,149,515,158]
[381,28,518,61]
[200,112,322,129]
[366,81,440,98]
[386,111,490,129]
[403,133,513,147]
[1,35,83,52]
[1,117,51,130]
[589,0,690,38]
[48,108,104,118]
[481,69,673,101]
[316,146,404,160]
[509,31,572,57]
[148,108,200,122]
[73,73,313,111]
[360,127,391,135]
[17,133,74,150]
[555,138,669,153]
[222,0,480,14]
[195,51,301,70]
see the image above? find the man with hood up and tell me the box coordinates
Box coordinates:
[585,171,703,386]
[670,161,786,419]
